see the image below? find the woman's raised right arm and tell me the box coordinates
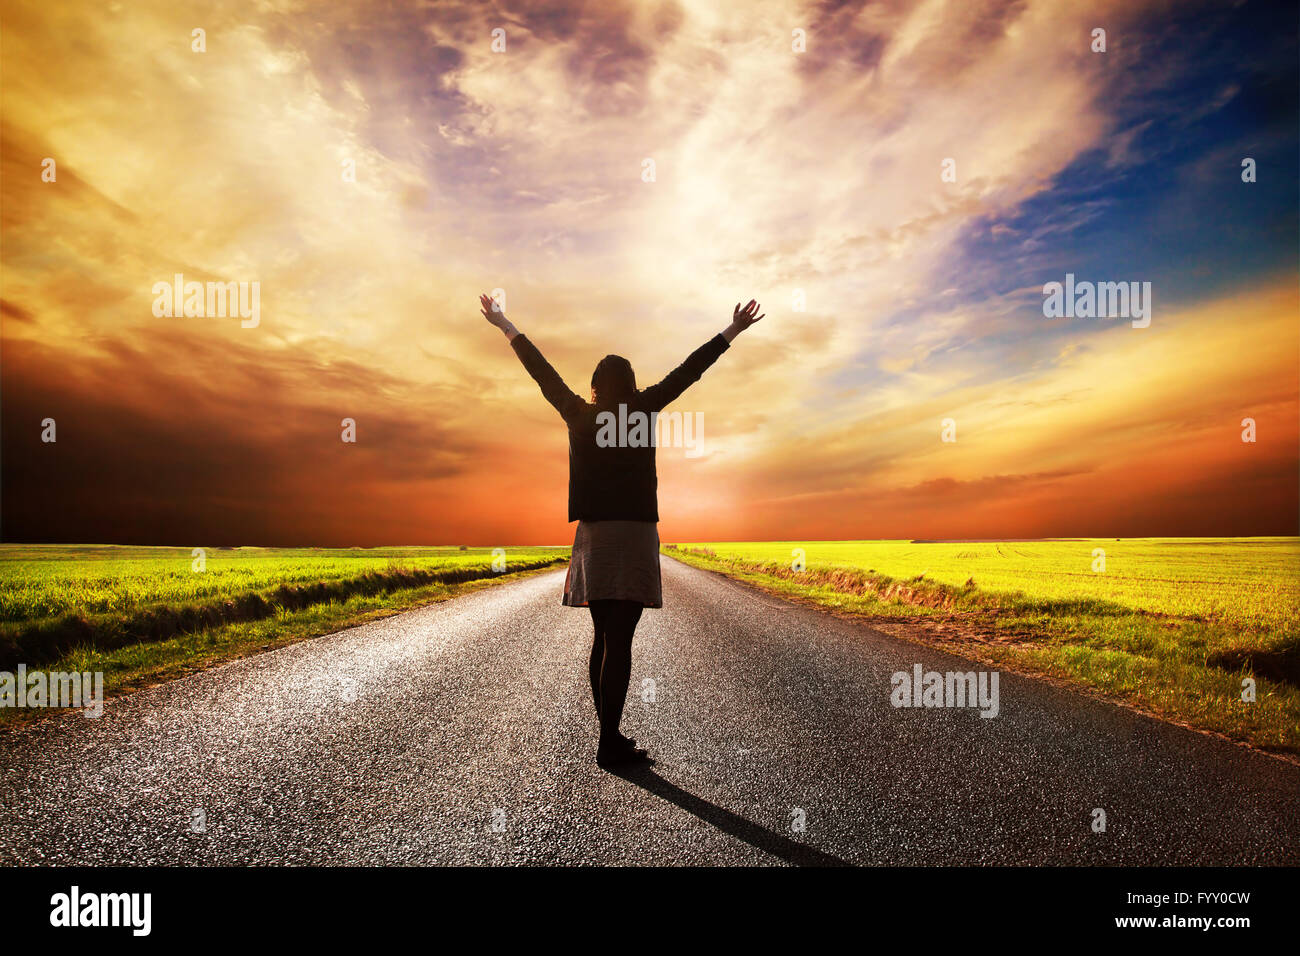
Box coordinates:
[641,299,764,411]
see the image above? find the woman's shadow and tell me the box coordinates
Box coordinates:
[609,765,851,867]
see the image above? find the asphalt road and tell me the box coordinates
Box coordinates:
[1,556,1296,866]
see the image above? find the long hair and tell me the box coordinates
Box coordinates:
[591,354,637,406]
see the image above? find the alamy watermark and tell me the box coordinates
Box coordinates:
[1042,273,1151,328]
[0,665,104,717]
[50,886,151,936]
[891,663,999,718]
[152,273,260,328]
[596,404,704,458]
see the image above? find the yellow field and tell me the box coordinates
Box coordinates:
[673,538,1300,633]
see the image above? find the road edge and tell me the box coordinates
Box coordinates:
[661,553,1300,770]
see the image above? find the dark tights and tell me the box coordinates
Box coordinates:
[587,599,643,745]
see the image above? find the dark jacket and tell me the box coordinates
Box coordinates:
[511,333,730,522]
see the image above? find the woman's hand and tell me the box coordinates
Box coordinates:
[723,299,764,341]
[480,293,519,340]
[479,293,508,328]
[732,299,764,329]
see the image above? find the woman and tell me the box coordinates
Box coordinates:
[479,293,764,767]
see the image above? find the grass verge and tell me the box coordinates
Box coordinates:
[0,559,566,729]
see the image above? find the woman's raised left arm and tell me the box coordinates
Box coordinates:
[480,292,584,421]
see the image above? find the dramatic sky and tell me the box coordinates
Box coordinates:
[2,0,1296,545]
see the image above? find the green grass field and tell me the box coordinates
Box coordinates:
[0,545,569,722]
[664,538,1300,756]
[6,539,1298,754]
[1,545,568,623]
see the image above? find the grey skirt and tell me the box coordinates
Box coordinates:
[562,520,662,608]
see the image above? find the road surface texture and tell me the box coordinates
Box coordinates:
[1,556,1296,865]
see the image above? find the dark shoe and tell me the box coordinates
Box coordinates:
[598,731,637,750]
[596,743,653,768]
